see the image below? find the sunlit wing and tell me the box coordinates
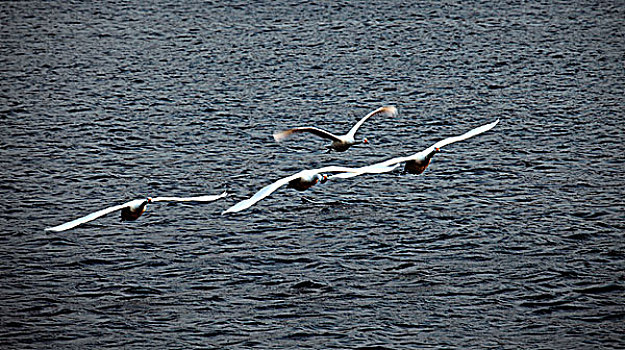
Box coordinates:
[45,199,144,233]
[273,127,342,142]
[377,152,430,169]
[330,153,419,180]
[431,119,500,150]
[347,105,398,138]
[222,166,363,214]
[222,173,304,214]
[327,163,401,179]
[312,165,367,173]
[359,119,501,171]
[152,191,228,203]
[331,119,499,179]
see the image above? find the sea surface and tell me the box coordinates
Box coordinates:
[1,1,624,348]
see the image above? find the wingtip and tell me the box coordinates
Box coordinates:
[369,105,398,118]
[273,130,289,142]
[221,203,237,215]
[384,105,398,116]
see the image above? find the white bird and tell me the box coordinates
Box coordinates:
[45,191,228,232]
[331,119,500,179]
[273,106,398,152]
[222,165,399,214]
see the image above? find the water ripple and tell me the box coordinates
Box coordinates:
[1,0,624,348]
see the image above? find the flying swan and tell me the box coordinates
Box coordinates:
[222,165,398,214]
[331,119,500,179]
[273,106,398,152]
[45,192,228,232]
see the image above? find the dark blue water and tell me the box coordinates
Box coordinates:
[1,1,624,348]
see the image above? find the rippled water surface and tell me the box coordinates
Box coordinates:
[1,1,624,348]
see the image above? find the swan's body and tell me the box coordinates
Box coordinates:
[45,192,228,232]
[397,118,500,174]
[120,199,150,221]
[273,106,398,152]
[402,148,440,175]
[286,172,328,191]
[222,164,398,214]
[330,119,500,179]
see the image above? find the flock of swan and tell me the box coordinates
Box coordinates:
[45,106,499,232]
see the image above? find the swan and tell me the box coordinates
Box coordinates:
[331,119,500,179]
[222,164,399,214]
[45,192,228,232]
[273,106,398,152]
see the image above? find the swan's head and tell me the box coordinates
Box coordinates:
[417,147,440,164]
[362,138,369,144]
[320,174,329,184]
[313,174,329,185]
[146,197,153,203]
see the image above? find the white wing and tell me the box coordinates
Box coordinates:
[45,199,144,233]
[222,172,304,214]
[328,162,401,179]
[311,165,370,173]
[374,152,431,169]
[431,118,500,151]
[347,106,397,138]
[152,191,228,202]
[333,119,500,179]
[222,166,364,214]
[273,127,342,142]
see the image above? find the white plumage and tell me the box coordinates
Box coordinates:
[331,119,500,179]
[273,106,398,152]
[45,191,228,232]
[222,164,399,214]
